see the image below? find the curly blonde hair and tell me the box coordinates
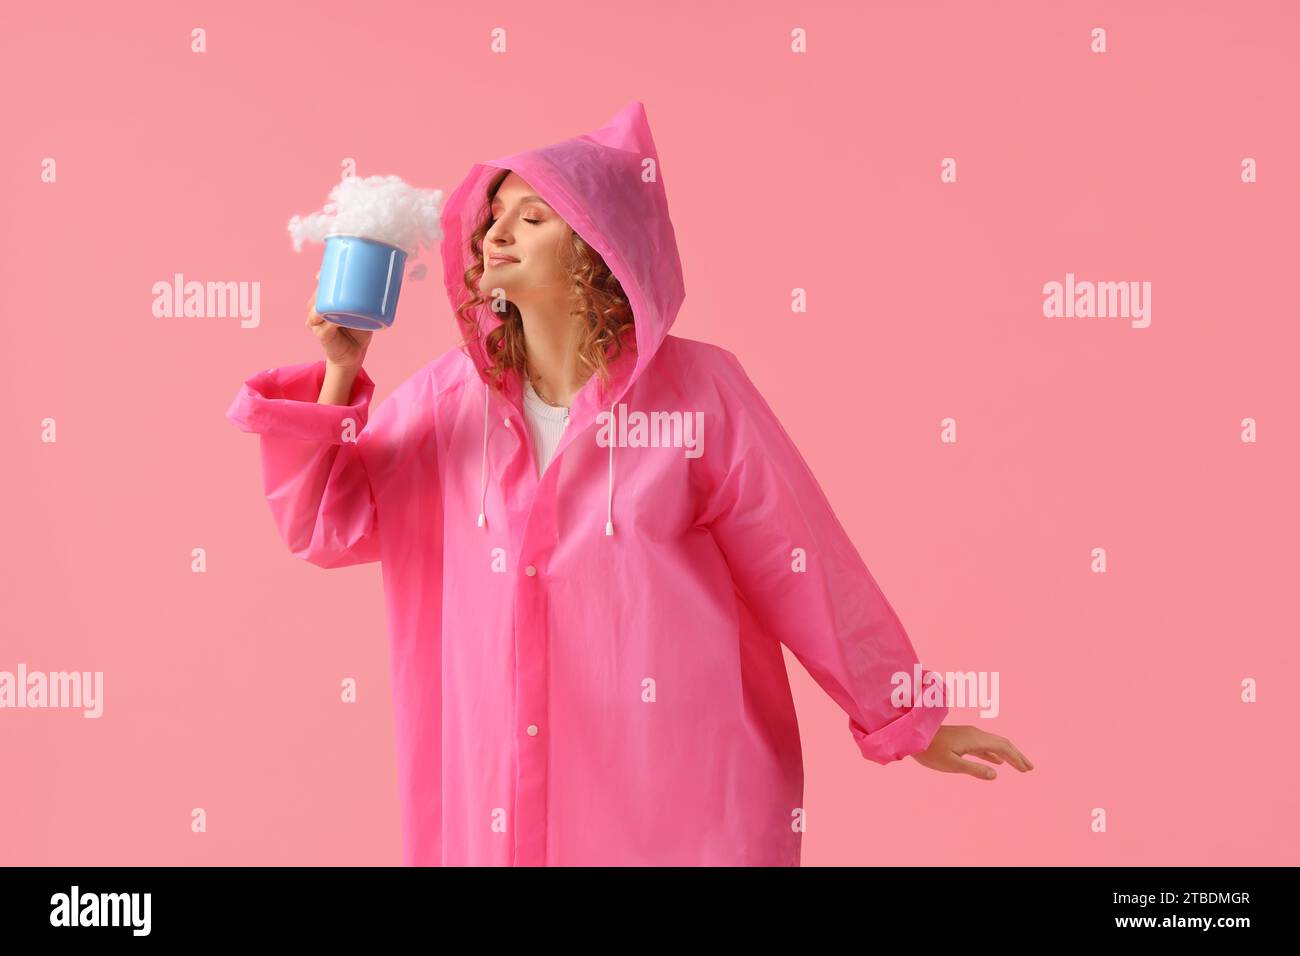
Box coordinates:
[456,168,636,399]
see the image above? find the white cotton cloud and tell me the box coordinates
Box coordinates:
[288,174,444,259]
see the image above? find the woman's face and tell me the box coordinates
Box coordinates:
[480,171,574,304]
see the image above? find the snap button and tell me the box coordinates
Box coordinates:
[525,564,537,576]
[526,724,539,736]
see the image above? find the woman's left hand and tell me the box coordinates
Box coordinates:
[909,724,1034,779]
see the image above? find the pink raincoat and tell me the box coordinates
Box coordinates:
[226,101,948,866]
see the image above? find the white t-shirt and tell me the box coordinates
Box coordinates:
[522,377,570,477]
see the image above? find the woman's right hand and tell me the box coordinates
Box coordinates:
[306,276,373,370]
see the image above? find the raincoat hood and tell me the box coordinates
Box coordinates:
[438,101,685,535]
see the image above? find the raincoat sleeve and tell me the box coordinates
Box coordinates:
[699,349,949,764]
[225,359,382,569]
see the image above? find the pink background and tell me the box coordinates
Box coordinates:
[3,0,1297,865]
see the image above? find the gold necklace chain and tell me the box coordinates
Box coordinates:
[525,362,568,409]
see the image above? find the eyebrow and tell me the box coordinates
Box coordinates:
[490,194,552,208]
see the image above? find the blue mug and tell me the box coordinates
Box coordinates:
[314,234,408,330]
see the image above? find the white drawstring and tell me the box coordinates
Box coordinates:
[605,393,616,536]
[477,375,620,537]
[477,381,489,528]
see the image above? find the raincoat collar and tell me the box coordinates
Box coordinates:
[439,101,685,536]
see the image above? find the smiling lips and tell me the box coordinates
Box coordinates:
[487,254,519,266]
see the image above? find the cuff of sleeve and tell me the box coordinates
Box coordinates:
[225,360,376,443]
[849,696,949,765]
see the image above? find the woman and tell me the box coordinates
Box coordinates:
[227,101,1032,867]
